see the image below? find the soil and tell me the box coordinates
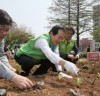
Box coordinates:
[0,59,100,96]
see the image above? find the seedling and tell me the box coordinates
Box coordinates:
[76,77,82,88]
[78,73,98,85]
[16,63,25,74]
[58,72,63,79]
[82,64,89,70]
[89,72,100,85]
[97,73,100,78]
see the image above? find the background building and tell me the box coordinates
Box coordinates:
[79,38,92,51]
[92,4,100,51]
[90,40,100,51]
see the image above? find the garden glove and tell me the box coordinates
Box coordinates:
[64,61,79,75]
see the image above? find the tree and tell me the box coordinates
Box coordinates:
[6,25,34,47]
[91,27,100,41]
[48,0,100,47]
[91,4,100,42]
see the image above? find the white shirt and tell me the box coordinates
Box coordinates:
[35,38,62,71]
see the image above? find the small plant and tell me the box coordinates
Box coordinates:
[16,63,25,74]
[76,77,82,88]
[90,73,100,85]
[78,72,100,85]
[79,73,92,85]
[97,73,100,78]
[58,72,63,79]
[82,64,89,70]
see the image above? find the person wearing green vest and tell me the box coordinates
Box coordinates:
[59,27,80,64]
[0,9,33,91]
[15,25,79,77]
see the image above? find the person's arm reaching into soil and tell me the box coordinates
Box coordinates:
[11,74,33,89]
[35,38,79,75]
[0,61,33,89]
[0,9,34,89]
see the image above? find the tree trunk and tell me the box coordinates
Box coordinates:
[68,0,71,26]
[76,0,80,48]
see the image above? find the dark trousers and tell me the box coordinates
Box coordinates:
[14,55,56,76]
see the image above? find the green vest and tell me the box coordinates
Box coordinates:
[59,39,75,53]
[16,33,57,59]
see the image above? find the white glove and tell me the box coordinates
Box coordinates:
[58,72,73,79]
[64,61,79,75]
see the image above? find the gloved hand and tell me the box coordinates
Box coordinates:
[64,61,79,75]
[58,72,73,79]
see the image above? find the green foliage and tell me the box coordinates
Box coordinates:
[58,72,63,79]
[16,63,25,74]
[91,27,100,42]
[81,48,87,57]
[82,48,87,54]
[97,73,100,78]
[76,77,82,88]
[82,64,89,70]
[6,25,34,45]
[48,0,100,47]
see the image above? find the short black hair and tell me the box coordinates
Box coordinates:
[0,9,13,26]
[49,25,65,35]
[65,26,75,35]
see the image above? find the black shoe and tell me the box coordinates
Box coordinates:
[0,89,7,96]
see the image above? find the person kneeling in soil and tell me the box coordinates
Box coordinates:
[14,25,79,77]
[0,9,33,91]
[59,27,80,64]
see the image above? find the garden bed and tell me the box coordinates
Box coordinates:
[0,59,100,96]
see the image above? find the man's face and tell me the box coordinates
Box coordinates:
[0,25,10,40]
[50,29,65,45]
[65,31,74,41]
